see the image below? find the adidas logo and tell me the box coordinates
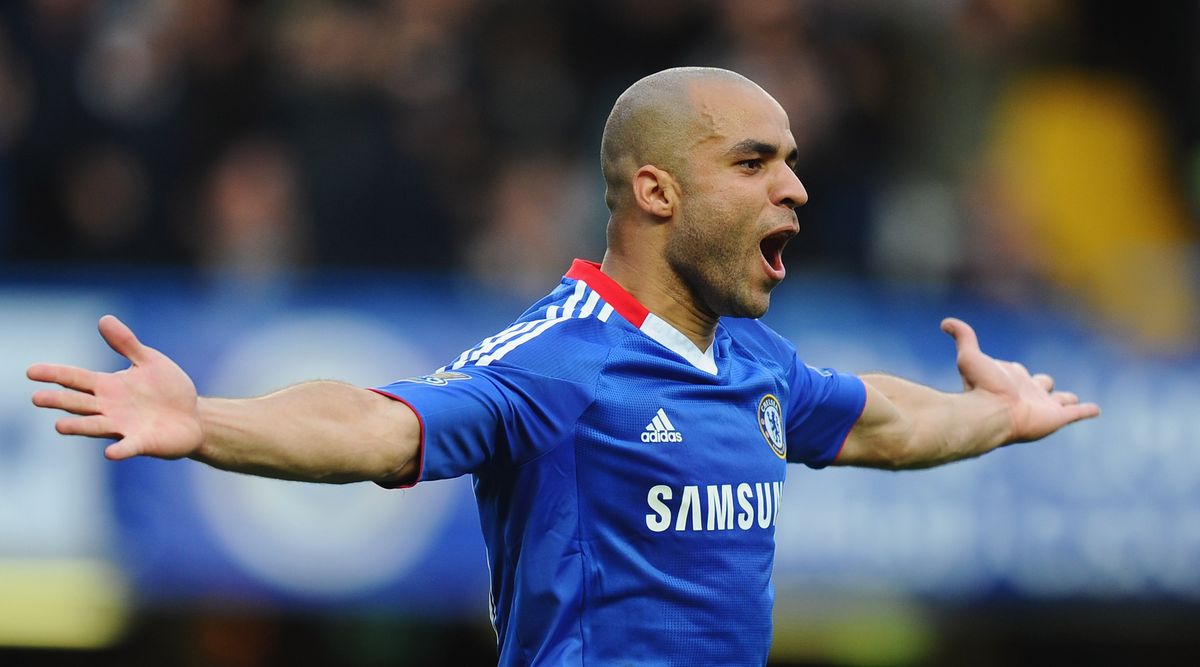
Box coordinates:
[641,408,683,443]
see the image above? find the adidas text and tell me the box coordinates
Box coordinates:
[641,430,683,443]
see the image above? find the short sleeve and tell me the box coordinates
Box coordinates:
[372,366,596,485]
[784,359,866,469]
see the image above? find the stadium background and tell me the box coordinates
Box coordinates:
[2,0,1198,665]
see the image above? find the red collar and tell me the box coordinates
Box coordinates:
[565,259,649,327]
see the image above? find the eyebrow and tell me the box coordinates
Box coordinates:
[726,139,800,168]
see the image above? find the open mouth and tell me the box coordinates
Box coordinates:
[759,229,795,281]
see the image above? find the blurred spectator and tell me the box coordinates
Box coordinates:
[4,0,107,263]
[193,137,307,283]
[75,0,179,127]
[3,0,265,266]
[61,143,152,261]
[476,4,580,154]
[466,153,602,296]
[0,18,31,250]
[269,1,458,270]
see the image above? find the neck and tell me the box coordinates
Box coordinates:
[599,250,718,351]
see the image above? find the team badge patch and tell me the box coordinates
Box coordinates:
[397,371,471,386]
[757,394,786,459]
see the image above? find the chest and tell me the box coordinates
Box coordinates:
[587,351,786,462]
[570,356,790,535]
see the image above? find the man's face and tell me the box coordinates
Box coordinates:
[664,82,808,319]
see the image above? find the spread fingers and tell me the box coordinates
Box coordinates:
[27,363,98,393]
[1032,373,1055,392]
[33,389,101,415]
[1052,390,1079,406]
[55,415,119,439]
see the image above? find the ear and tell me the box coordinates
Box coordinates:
[632,165,678,219]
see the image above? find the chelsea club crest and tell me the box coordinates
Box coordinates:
[757,394,786,459]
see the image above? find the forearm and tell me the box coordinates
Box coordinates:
[193,381,419,484]
[849,374,1013,469]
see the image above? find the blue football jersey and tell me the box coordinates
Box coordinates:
[373,260,866,666]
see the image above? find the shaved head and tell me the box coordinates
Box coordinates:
[600,67,766,214]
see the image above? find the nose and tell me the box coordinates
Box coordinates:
[775,166,808,209]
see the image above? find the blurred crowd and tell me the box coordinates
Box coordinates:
[0,0,1197,350]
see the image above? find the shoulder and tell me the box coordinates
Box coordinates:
[441,282,629,384]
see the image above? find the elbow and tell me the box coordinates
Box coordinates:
[377,444,421,486]
[371,392,424,486]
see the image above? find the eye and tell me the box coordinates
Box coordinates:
[738,159,764,172]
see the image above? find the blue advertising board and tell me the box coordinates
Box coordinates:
[6,269,1199,614]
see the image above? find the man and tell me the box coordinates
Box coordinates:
[28,68,1099,665]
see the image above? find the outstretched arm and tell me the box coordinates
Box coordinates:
[835,317,1100,470]
[28,315,420,485]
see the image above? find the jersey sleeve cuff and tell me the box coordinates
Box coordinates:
[829,377,869,466]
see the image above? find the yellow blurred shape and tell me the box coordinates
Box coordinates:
[0,558,130,648]
[771,596,934,666]
[989,73,1198,351]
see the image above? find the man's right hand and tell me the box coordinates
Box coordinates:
[28,314,205,461]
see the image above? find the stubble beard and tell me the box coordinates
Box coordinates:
[665,205,771,320]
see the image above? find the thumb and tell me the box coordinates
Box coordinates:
[104,438,139,461]
[941,317,985,391]
[98,315,149,366]
[940,317,981,358]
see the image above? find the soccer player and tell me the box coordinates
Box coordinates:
[27,67,1099,665]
